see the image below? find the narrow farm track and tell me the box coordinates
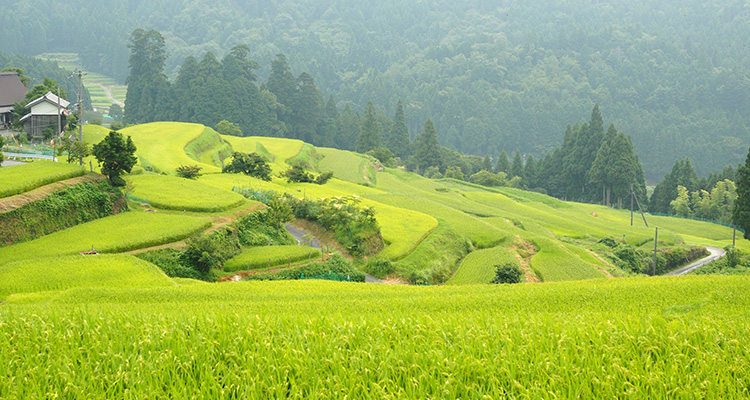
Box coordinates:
[284,223,383,284]
[664,246,726,276]
[94,83,124,107]
[0,174,104,213]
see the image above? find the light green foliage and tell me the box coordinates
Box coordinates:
[2,277,749,398]
[224,245,322,272]
[127,174,246,212]
[394,223,472,284]
[447,246,519,285]
[286,143,322,171]
[0,161,84,198]
[0,255,174,300]
[0,213,211,263]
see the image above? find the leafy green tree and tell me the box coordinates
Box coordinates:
[92,131,137,186]
[670,185,692,216]
[444,166,464,180]
[215,120,242,137]
[355,100,382,154]
[650,158,700,213]
[176,165,203,179]
[414,119,442,173]
[481,155,492,172]
[58,137,90,165]
[222,152,272,181]
[108,104,122,121]
[386,100,410,158]
[732,146,750,239]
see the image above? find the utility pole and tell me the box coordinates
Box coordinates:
[630,184,634,226]
[653,227,658,276]
[71,69,86,165]
[733,225,736,248]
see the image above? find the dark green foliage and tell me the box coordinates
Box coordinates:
[491,263,523,284]
[734,147,750,239]
[181,229,241,273]
[245,253,365,282]
[387,100,410,158]
[612,244,708,275]
[334,103,360,151]
[495,150,510,175]
[589,124,644,206]
[92,131,137,186]
[175,165,203,179]
[364,257,395,279]
[124,29,170,124]
[694,246,749,275]
[414,119,442,172]
[215,120,242,137]
[368,147,394,166]
[109,121,124,131]
[291,72,325,144]
[469,170,503,187]
[597,237,619,248]
[0,136,4,165]
[510,150,524,179]
[650,158,700,213]
[136,249,204,280]
[355,100,382,154]
[0,181,126,246]
[283,164,334,185]
[524,155,539,188]
[108,104,122,121]
[285,194,382,257]
[222,152,271,181]
[232,209,295,247]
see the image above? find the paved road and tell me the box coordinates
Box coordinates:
[3,152,55,161]
[284,223,383,283]
[664,246,725,276]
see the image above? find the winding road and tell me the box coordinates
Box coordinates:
[664,246,725,276]
[284,223,383,283]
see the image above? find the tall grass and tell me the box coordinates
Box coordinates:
[0,276,748,398]
[127,174,246,212]
[447,245,519,285]
[224,245,322,272]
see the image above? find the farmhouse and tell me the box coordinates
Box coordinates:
[0,71,27,130]
[19,91,70,138]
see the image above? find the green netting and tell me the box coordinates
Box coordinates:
[647,212,745,233]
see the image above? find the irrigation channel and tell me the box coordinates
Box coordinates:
[284,223,383,283]
[664,246,725,276]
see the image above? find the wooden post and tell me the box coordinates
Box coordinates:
[733,225,736,248]
[630,185,634,226]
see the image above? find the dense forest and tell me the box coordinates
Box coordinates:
[2,0,749,180]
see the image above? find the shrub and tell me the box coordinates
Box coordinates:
[469,170,504,187]
[444,166,464,180]
[284,164,314,183]
[176,164,203,179]
[315,171,334,185]
[367,147,394,165]
[222,152,271,181]
[110,121,124,131]
[181,229,241,273]
[491,263,523,284]
[364,257,395,279]
[246,253,365,282]
[215,120,242,137]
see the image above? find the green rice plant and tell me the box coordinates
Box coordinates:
[317,147,374,185]
[224,245,323,272]
[447,245,519,285]
[0,212,211,263]
[529,235,607,281]
[1,276,748,398]
[286,143,322,170]
[0,254,174,300]
[184,126,231,168]
[0,161,84,198]
[127,174,247,212]
[121,122,221,174]
[366,194,506,248]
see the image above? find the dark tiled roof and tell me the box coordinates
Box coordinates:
[0,72,27,107]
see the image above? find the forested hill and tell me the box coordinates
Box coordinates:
[3,0,748,180]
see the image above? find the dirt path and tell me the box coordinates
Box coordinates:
[664,246,725,276]
[95,83,124,107]
[0,174,104,213]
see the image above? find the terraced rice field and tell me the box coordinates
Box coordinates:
[224,245,322,272]
[127,174,247,212]
[0,212,210,263]
[0,162,84,198]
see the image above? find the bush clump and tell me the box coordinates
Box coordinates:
[364,257,395,279]
[245,254,366,282]
[491,263,523,284]
[222,152,271,181]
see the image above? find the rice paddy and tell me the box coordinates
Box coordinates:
[127,174,246,212]
[0,161,84,198]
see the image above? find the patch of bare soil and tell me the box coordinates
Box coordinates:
[381,277,408,285]
[0,174,104,213]
[509,235,541,283]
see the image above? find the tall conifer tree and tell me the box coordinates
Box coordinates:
[355,100,381,153]
[511,149,524,179]
[415,119,442,172]
[733,146,750,239]
[387,100,410,158]
[495,150,510,174]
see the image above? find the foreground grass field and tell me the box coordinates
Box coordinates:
[0,276,748,398]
